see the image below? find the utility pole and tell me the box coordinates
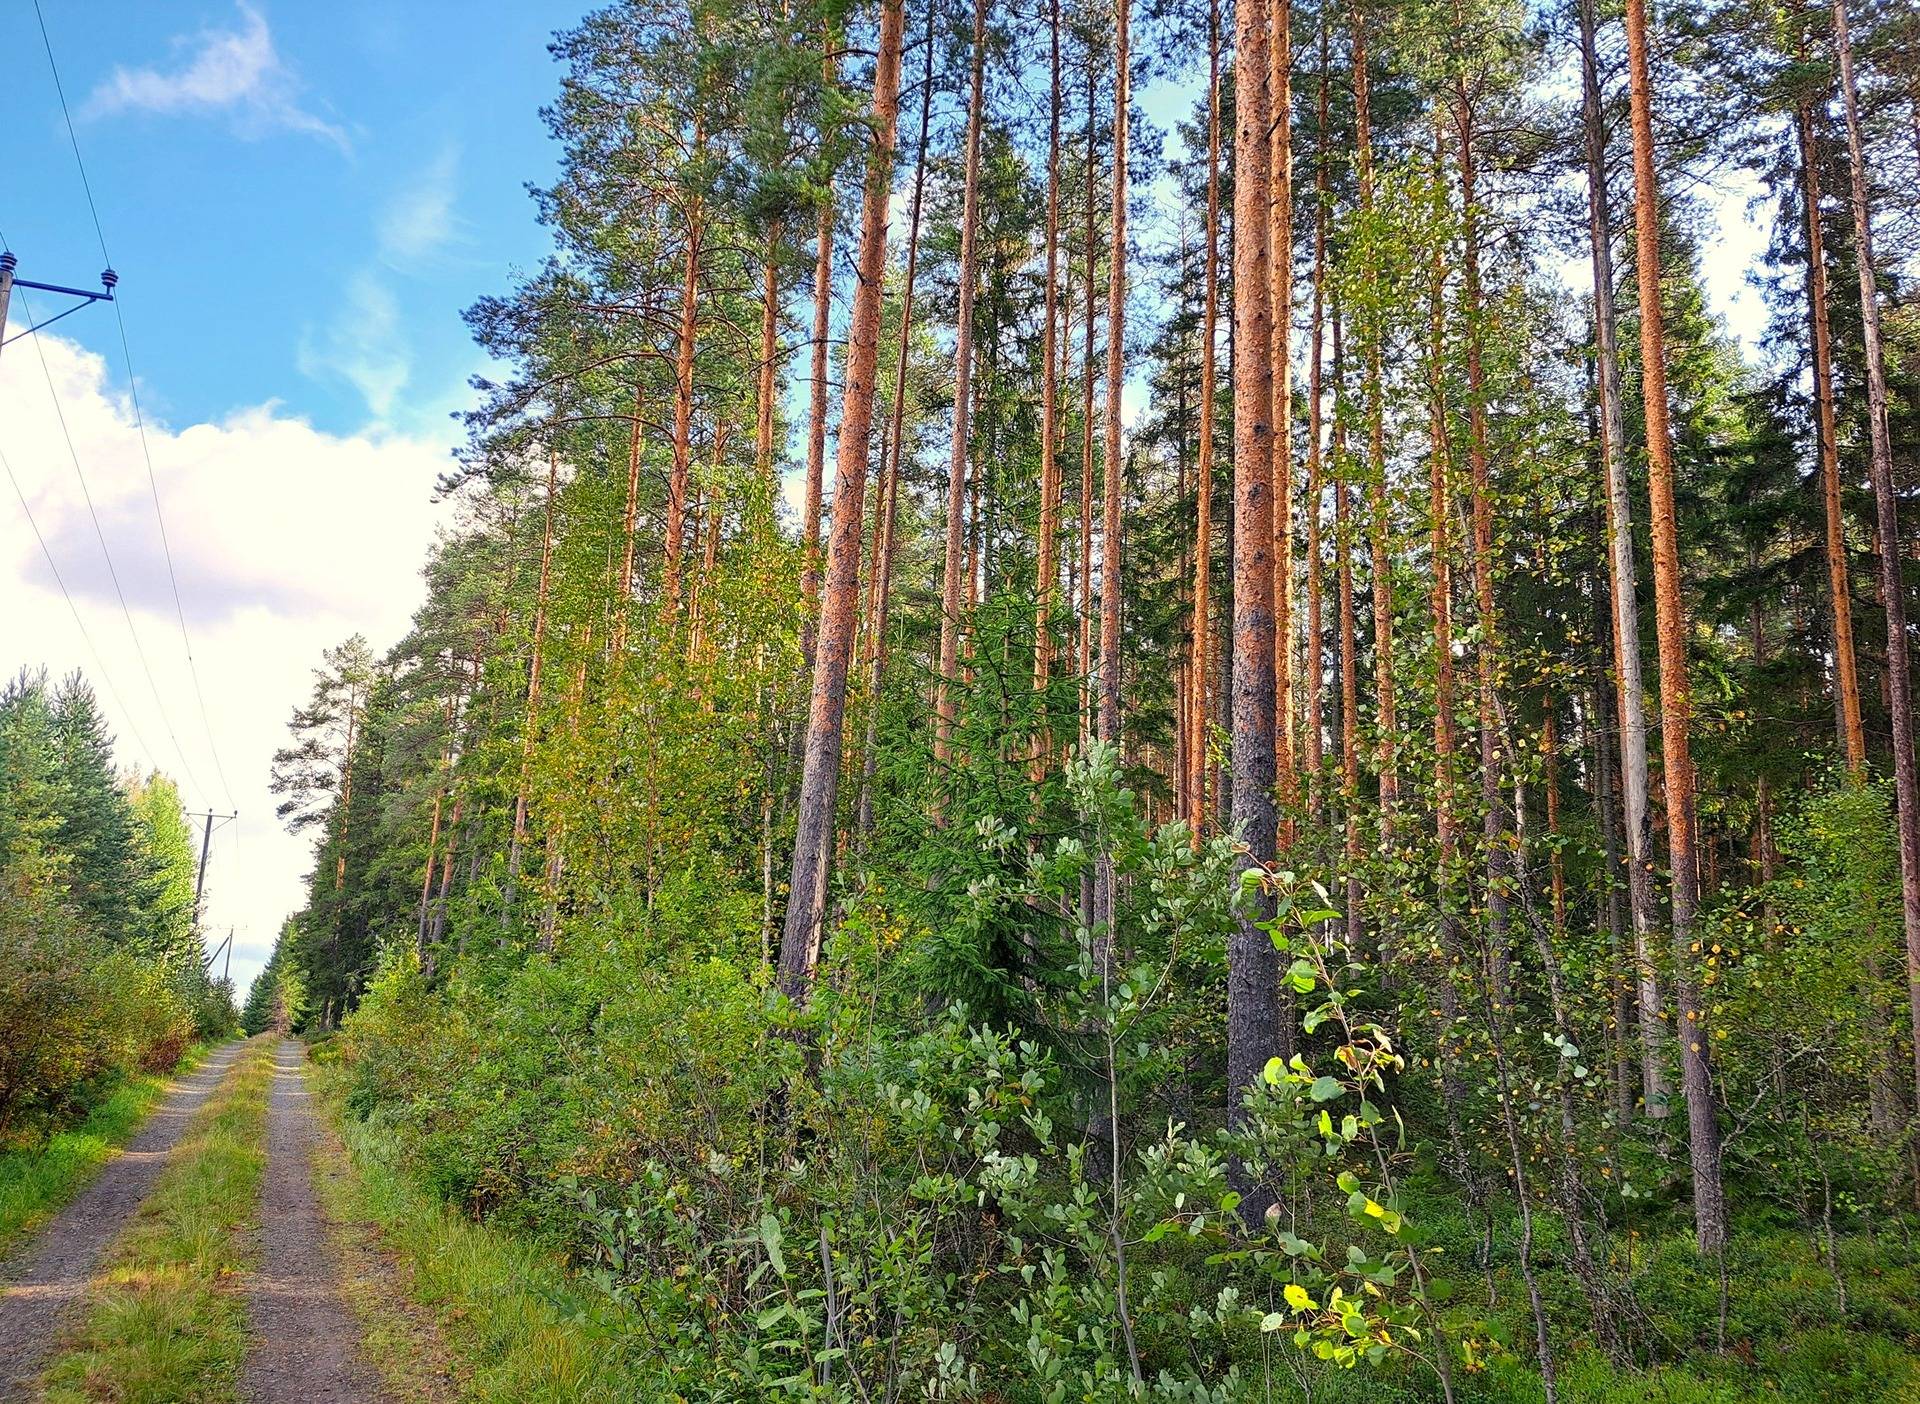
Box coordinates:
[187,809,237,933]
[0,251,117,367]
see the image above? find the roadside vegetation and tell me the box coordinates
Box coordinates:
[0,668,238,1173]
[0,1043,212,1257]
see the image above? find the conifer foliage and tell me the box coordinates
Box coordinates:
[240,0,1920,1394]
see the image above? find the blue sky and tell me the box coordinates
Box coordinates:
[4,1,577,436]
[2,2,588,995]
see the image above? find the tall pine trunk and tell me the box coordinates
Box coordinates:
[776,0,907,1004]
[800,175,836,668]
[665,134,704,616]
[1579,0,1668,1116]
[1033,0,1066,766]
[1455,83,1510,1009]
[856,0,936,840]
[1097,0,1130,749]
[1351,2,1397,845]
[1270,0,1297,828]
[1228,0,1282,1212]
[1187,0,1222,840]
[936,0,989,768]
[1796,77,1866,772]
[1302,16,1330,822]
[1833,0,1920,1113]
[1623,0,1727,1253]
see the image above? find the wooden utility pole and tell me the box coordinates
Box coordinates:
[187,809,237,933]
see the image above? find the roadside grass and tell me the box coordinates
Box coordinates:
[313,1068,636,1404]
[307,1086,460,1402]
[38,1035,275,1404]
[0,1043,215,1259]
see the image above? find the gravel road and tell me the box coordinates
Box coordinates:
[239,1039,386,1403]
[0,1041,248,1400]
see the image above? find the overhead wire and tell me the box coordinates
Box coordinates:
[15,282,211,806]
[31,0,240,813]
[1,443,164,776]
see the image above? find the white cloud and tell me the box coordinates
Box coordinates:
[1,332,450,996]
[84,3,348,151]
[296,271,410,421]
[379,147,462,265]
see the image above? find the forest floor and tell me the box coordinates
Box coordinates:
[0,1037,434,1403]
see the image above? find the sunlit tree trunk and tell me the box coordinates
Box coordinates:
[1833,0,1920,1113]
[1454,80,1510,1009]
[1033,0,1066,774]
[1228,0,1282,1212]
[1796,88,1866,772]
[507,447,559,915]
[1302,16,1330,824]
[664,124,705,616]
[1332,298,1362,952]
[1270,0,1297,830]
[613,380,646,656]
[1187,0,1222,843]
[800,172,835,669]
[776,0,906,1004]
[1079,60,1098,754]
[1579,0,1668,1116]
[856,0,936,841]
[756,234,783,488]
[1350,1,1396,842]
[936,0,989,769]
[1097,0,1129,750]
[1623,0,1727,1253]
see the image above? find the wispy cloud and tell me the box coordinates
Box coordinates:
[84,3,347,151]
[378,147,462,264]
[296,272,410,421]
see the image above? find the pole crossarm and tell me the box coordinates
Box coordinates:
[0,252,116,351]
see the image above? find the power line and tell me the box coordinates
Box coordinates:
[31,0,108,268]
[1,443,164,775]
[16,282,210,806]
[30,1,239,812]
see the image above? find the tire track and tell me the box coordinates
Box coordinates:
[240,1039,385,1403]
[0,1041,248,1399]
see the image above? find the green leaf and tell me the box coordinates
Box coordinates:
[759,1213,787,1277]
[1310,1076,1342,1102]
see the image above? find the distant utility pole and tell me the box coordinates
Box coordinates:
[202,927,235,989]
[0,250,117,367]
[187,809,238,933]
